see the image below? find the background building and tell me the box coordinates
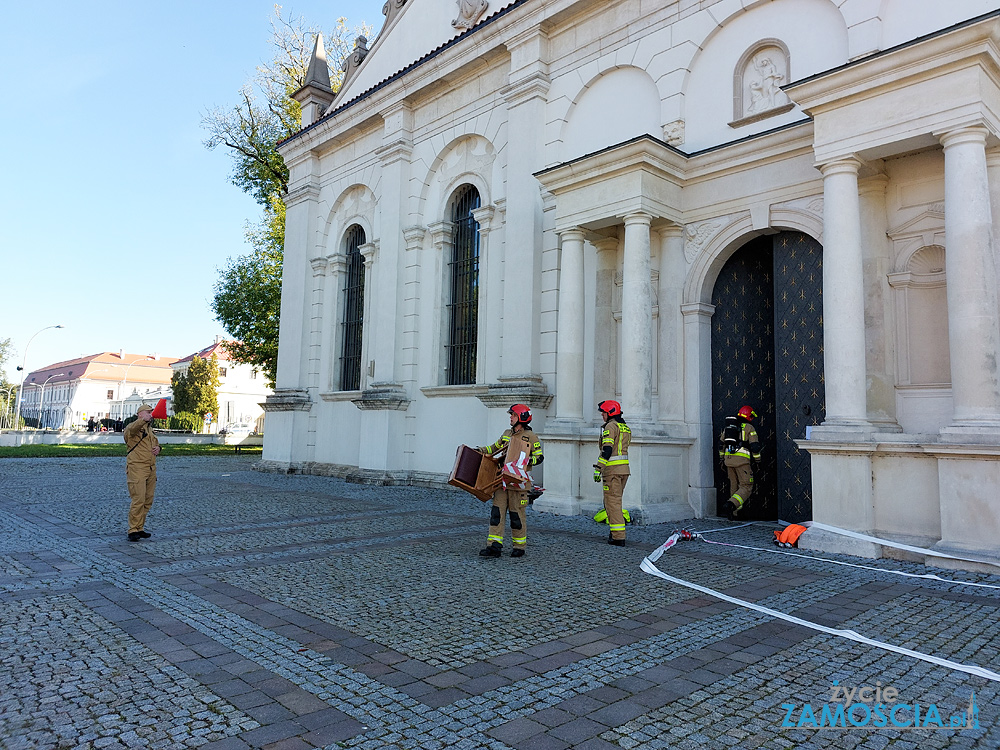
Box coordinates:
[268,0,1000,566]
[20,352,177,429]
[172,337,271,432]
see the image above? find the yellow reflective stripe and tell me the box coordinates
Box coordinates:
[606,458,628,466]
[488,534,504,543]
[597,457,609,466]
[609,523,626,530]
[512,535,526,543]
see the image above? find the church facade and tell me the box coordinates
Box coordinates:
[268,0,1000,566]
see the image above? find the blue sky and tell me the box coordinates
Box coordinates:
[0,1,381,383]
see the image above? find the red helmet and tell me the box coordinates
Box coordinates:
[597,400,622,417]
[508,404,532,424]
[737,405,757,421]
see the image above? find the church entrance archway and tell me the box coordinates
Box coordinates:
[710,231,825,522]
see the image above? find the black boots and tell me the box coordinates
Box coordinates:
[128,532,141,542]
[608,533,626,547]
[510,548,525,558]
[479,542,502,558]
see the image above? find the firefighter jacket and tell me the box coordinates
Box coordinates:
[718,420,761,463]
[124,418,160,465]
[480,428,543,466]
[598,419,631,477]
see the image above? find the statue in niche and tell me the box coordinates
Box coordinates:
[453,0,488,30]
[745,48,787,116]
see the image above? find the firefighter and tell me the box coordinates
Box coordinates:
[595,400,630,546]
[477,404,544,558]
[719,404,761,519]
[124,403,161,541]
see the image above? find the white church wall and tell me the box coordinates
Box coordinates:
[880,0,1000,50]
[684,0,849,153]
[561,67,662,162]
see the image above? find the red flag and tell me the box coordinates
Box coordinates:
[151,399,168,420]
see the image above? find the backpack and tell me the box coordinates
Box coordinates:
[722,416,742,453]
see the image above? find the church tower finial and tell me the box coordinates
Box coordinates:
[292,33,335,126]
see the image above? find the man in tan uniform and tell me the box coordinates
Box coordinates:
[125,403,160,541]
[478,404,544,558]
[595,399,630,545]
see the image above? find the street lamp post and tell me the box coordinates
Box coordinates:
[32,373,65,430]
[14,325,64,429]
[120,355,155,407]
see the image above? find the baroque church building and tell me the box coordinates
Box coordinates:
[266,0,1000,566]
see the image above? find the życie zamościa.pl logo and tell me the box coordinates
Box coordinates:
[781,681,980,730]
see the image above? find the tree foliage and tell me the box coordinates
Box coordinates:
[0,338,15,423]
[211,197,284,385]
[203,6,370,384]
[170,355,220,428]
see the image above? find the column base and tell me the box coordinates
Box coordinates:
[532,493,581,516]
[797,527,882,559]
[939,423,1000,443]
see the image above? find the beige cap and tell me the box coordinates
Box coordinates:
[136,403,155,415]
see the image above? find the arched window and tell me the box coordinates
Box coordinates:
[446,185,481,385]
[340,224,366,390]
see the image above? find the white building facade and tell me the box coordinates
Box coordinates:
[173,339,271,432]
[268,0,1000,566]
[20,353,177,429]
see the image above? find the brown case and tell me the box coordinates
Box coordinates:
[448,445,503,502]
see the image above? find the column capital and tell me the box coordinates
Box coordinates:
[427,220,453,248]
[558,227,586,243]
[657,223,685,240]
[818,156,863,177]
[680,302,715,318]
[327,253,349,274]
[360,241,378,268]
[402,225,426,250]
[937,124,991,150]
[309,257,328,277]
[471,205,496,234]
[592,236,618,255]
[622,211,653,227]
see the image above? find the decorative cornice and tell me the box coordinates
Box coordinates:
[471,205,495,234]
[402,225,426,250]
[375,137,414,165]
[262,389,312,412]
[500,70,551,106]
[309,257,328,276]
[477,376,552,409]
[360,241,378,267]
[284,183,320,208]
[352,383,410,410]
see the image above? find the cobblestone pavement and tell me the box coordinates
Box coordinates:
[1,457,998,750]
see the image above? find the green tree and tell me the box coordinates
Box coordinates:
[171,355,220,429]
[210,196,284,385]
[203,9,370,384]
[0,338,15,425]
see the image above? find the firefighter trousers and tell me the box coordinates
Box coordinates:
[487,487,528,549]
[127,460,157,534]
[603,474,628,540]
[724,456,753,511]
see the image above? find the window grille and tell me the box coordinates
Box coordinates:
[446,186,481,385]
[340,224,366,390]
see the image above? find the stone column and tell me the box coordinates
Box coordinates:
[359,242,378,390]
[471,205,497,383]
[555,228,586,421]
[500,26,549,378]
[621,212,653,421]
[939,126,1000,431]
[307,257,328,392]
[592,236,619,408]
[681,302,716,517]
[323,254,348,392]
[859,173,899,430]
[658,225,685,423]
[819,158,869,427]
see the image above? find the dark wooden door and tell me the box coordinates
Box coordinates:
[711,232,825,521]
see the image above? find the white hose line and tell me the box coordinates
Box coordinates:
[796,521,1000,571]
[642,535,1000,683]
[700,538,1000,591]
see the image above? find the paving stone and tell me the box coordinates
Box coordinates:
[1,458,998,750]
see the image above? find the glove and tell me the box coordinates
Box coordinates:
[593,465,602,483]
